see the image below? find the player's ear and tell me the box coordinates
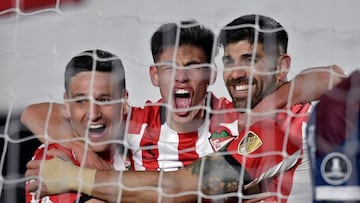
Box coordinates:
[63,92,71,119]
[209,64,217,85]
[276,54,291,82]
[149,65,160,87]
[122,90,129,116]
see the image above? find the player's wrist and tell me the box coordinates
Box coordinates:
[77,167,97,195]
[41,157,96,195]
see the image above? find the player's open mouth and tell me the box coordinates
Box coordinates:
[174,88,192,115]
[88,124,106,135]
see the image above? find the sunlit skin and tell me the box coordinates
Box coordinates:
[149,45,212,133]
[64,71,126,152]
[222,40,289,109]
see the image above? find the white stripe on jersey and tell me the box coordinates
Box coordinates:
[127,120,214,171]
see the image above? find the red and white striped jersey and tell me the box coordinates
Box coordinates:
[125,93,238,171]
[25,143,126,203]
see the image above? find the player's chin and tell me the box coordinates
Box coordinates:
[89,143,111,153]
[232,99,248,110]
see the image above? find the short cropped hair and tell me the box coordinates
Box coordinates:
[151,20,215,63]
[64,49,126,94]
[218,14,288,57]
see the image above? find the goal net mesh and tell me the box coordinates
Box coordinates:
[0,0,359,202]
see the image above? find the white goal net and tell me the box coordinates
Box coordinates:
[0,0,359,202]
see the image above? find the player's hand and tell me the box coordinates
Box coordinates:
[71,141,113,170]
[26,157,76,195]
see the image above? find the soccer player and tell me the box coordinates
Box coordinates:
[25,49,129,202]
[23,16,344,201]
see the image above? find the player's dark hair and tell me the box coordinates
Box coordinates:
[218,14,288,57]
[151,20,215,63]
[64,49,126,94]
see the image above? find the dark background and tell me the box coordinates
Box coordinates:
[0,112,41,203]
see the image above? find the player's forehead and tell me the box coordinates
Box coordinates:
[157,45,208,66]
[68,71,121,95]
[224,40,265,58]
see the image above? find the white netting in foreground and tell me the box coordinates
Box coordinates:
[0,0,359,203]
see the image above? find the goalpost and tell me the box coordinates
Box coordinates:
[0,0,359,202]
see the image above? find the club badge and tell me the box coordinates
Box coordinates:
[238,131,262,154]
[209,127,234,151]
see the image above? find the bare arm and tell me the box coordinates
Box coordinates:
[21,103,112,170]
[20,102,73,144]
[238,65,346,128]
[256,65,345,111]
[26,153,257,202]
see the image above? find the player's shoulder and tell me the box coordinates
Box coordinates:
[32,143,72,160]
[128,99,163,133]
[129,99,161,117]
[209,92,233,110]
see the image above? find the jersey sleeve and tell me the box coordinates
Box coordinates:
[225,119,302,202]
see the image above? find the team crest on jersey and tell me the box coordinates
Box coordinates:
[209,127,234,151]
[238,131,262,154]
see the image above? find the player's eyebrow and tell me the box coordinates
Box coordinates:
[240,53,257,59]
[71,93,88,98]
[156,60,205,67]
[94,94,113,100]
[183,61,203,67]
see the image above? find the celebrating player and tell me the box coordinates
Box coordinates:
[25,49,129,202]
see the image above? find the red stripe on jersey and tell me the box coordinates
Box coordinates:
[128,101,163,170]
[178,131,200,167]
[140,124,161,170]
[276,103,311,148]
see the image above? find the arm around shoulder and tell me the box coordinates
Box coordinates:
[20,102,71,143]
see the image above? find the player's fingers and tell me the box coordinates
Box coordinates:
[47,149,71,161]
[27,179,40,193]
[26,159,41,169]
[25,168,39,178]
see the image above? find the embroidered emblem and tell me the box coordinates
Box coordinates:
[320,152,352,185]
[238,131,262,154]
[209,127,234,151]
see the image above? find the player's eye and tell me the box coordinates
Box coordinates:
[97,98,112,105]
[75,99,88,104]
[185,64,207,72]
[240,55,257,66]
[222,56,234,67]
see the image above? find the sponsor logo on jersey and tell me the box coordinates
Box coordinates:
[238,131,262,154]
[209,127,234,151]
[320,152,352,185]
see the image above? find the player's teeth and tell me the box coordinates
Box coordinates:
[176,89,189,94]
[235,85,249,91]
[89,124,104,129]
